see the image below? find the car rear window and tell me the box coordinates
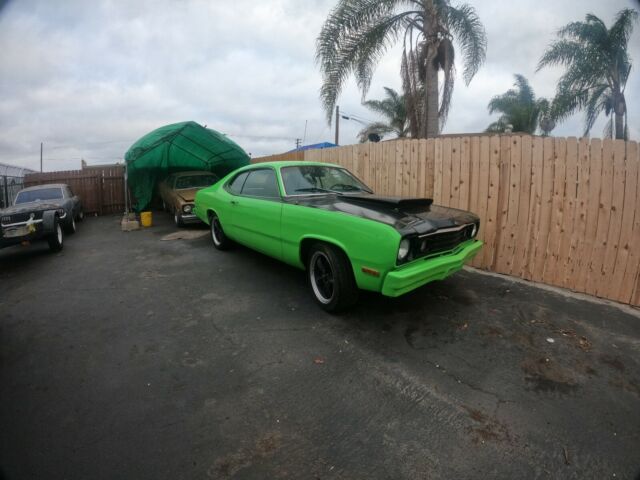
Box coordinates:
[15,188,63,204]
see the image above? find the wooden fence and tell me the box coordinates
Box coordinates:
[286,136,639,307]
[24,165,125,215]
[252,150,304,163]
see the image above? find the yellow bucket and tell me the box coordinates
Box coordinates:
[140,211,153,227]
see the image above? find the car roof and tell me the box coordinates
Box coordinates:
[19,183,68,192]
[241,161,340,170]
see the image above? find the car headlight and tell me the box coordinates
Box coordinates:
[471,223,478,238]
[182,204,193,214]
[398,238,411,261]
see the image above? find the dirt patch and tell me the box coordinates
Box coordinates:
[211,432,283,479]
[521,357,579,394]
[161,230,208,241]
[599,355,625,372]
[609,377,640,398]
[483,326,504,337]
[463,406,510,445]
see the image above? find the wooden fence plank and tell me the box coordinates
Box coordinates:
[492,136,511,271]
[609,140,638,301]
[522,136,544,280]
[575,139,602,292]
[469,136,480,218]
[459,137,471,211]
[471,136,490,268]
[596,140,626,298]
[542,138,567,284]
[586,139,615,295]
[564,138,590,289]
[619,142,640,303]
[554,137,578,287]
[434,138,444,204]
[511,135,532,276]
[532,137,556,282]
[503,135,522,273]
[483,136,501,267]
[450,137,461,208]
[386,141,397,196]
[417,139,427,198]
[441,138,452,206]
[425,138,435,199]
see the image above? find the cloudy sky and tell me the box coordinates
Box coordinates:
[0,0,638,171]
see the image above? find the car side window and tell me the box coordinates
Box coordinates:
[241,169,280,198]
[227,172,249,195]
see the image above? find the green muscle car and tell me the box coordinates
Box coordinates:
[194,161,483,312]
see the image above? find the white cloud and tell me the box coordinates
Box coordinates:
[0,0,638,171]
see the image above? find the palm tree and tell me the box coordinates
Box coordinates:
[537,9,638,140]
[357,87,409,142]
[316,0,486,138]
[485,74,555,136]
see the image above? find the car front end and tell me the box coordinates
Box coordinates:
[381,222,483,296]
[0,206,65,248]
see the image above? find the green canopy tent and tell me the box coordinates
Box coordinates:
[124,121,250,211]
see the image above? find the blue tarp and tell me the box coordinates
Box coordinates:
[287,142,337,153]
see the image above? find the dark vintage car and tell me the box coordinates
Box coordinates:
[0,184,84,252]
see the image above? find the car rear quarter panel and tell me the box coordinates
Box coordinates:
[281,203,400,292]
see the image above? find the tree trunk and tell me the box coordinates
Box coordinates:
[424,55,439,138]
[422,0,439,139]
[614,91,626,140]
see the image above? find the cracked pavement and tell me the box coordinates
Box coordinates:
[1,215,639,479]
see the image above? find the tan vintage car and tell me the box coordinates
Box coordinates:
[158,171,218,226]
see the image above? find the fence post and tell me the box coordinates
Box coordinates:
[2,176,8,209]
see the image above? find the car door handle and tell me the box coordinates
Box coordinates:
[230,200,239,206]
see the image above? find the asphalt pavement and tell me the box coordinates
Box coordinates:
[1,214,639,479]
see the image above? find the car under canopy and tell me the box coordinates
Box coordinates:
[124,121,250,211]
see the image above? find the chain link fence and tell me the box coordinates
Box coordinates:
[0,176,24,209]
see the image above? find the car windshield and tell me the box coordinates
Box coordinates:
[281,165,372,196]
[174,174,217,189]
[15,188,63,204]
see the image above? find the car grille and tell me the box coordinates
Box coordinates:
[2,211,44,224]
[413,224,475,258]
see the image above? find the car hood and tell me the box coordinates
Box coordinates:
[175,188,200,202]
[286,194,479,236]
[1,200,65,215]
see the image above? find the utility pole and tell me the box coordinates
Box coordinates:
[334,105,340,145]
[295,138,302,149]
[40,142,43,172]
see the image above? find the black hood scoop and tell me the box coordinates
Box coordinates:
[341,195,433,209]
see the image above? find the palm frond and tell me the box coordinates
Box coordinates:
[536,40,583,71]
[444,3,487,84]
[316,0,408,121]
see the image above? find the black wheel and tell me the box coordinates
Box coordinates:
[174,210,185,228]
[209,212,232,250]
[65,215,77,234]
[307,243,358,312]
[47,219,64,252]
